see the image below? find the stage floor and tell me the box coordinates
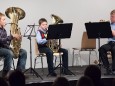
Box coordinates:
[24,65,115,85]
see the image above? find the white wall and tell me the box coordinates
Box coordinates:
[0,0,115,69]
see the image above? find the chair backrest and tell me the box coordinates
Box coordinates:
[34,38,40,56]
[81,32,96,49]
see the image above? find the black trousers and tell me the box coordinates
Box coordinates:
[38,46,68,73]
[99,41,115,70]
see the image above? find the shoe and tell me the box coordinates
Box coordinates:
[24,74,29,79]
[104,68,113,75]
[63,70,72,75]
[112,71,115,75]
[49,72,57,77]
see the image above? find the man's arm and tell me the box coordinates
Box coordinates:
[0,35,13,43]
[36,31,47,44]
[0,33,21,43]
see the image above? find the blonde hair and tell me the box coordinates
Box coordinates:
[0,12,5,19]
[111,9,115,15]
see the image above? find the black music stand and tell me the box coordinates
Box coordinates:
[85,22,113,69]
[47,23,75,76]
[23,24,43,80]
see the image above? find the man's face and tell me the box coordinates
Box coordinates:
[40,22,48,31]
[110,14,115,23]
[0,16,6,27]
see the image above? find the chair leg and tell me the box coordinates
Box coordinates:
[89,51,91,65]
[34,58,37,69]
[54,56,57,67]
[72,49,75,66]
[78,50,82,67]
[41,56,44,75]
[94,50,99,60]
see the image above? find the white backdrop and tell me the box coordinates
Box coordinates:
[0,0,114,69]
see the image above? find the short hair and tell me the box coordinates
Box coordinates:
[38,18,47,25]
[84,65,101,81]
[111,9,115,15]
[0,12,5,19]
[77,76,94,86]
[9,70,25,86]
[0,77,8,86]
[52,77,70,86]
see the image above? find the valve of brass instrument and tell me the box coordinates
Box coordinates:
[100,19,110,22]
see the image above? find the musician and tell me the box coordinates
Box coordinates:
[99,9,115,75]
[0,12,27,79]
[36,18,72,76]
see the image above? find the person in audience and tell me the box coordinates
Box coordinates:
[0,77,8,86]
[76,76,94,86]
[9,70,25,86]
[84,65,104,86]
[112,78,115,86]
[52,77,70,86]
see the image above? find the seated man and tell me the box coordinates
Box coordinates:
[36,18,72,76]
[99,9,115,75]
[0,12,27,79]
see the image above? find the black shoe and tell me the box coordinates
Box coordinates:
[104,68,113,75]
[49,72,57,77]
[112,71,115,75]
[63,70,72,75]
[24,74,29,79]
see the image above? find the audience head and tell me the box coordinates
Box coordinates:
[9,70,25,86]
[112,78,115,86]
[84,65,101,81]
[77,76,94,86]
[52,77,70,86]
[0,77,8,86]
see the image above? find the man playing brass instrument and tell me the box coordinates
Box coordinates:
[99,10,115,75]
[0,12,27,79]
[36,18,72,76]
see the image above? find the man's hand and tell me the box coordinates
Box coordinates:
[12,34,22,40]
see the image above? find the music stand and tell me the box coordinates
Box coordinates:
[85,22,113,69]
[23,24,43,80]
[47,23,75,76]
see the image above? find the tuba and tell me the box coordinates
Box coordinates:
[100,20,110,22]
[5,7,25,59]
[51,14,63,24]
[47,14,63,52]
